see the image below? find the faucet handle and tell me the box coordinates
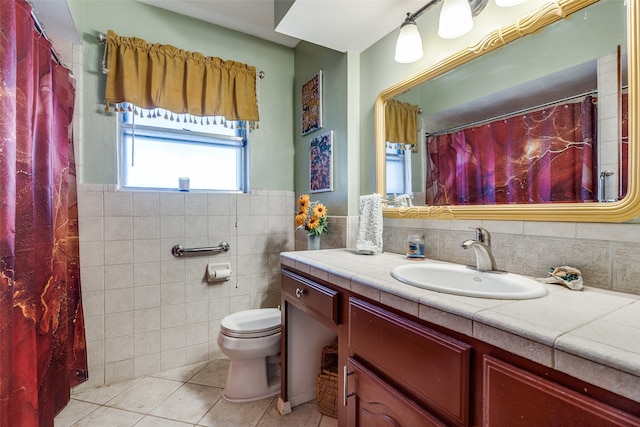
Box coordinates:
[470,227,491,245]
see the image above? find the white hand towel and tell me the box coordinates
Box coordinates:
[395,194,413,207]
[356,194,383,255]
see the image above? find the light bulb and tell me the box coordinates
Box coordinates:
[395,21,424,63]
[438,0,473,39]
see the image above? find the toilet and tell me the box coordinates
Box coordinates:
[217,308,282,402]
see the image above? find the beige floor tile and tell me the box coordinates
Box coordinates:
[135,415,195,426]
[106,376,183,414]
[54,399,100,427]
[198,396,275,427]
[151,360,208,382]
[257,401,322,427]
[72,377,142,405]
[319,414,338,427]
[71,406,144,427]
[150,383,223,423]
[188,359,229,388]
[56,358,332,427]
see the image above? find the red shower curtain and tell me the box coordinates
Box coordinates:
[0,0,88,426]
[427,97,596,205]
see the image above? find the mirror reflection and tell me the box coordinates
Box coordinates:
[384,0,628,208]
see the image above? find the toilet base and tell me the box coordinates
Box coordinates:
[222,357,281,403]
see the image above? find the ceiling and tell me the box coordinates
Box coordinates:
[136,0,429,52]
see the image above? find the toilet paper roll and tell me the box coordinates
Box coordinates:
[207,266,231,282]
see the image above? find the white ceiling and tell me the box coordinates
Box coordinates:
[136,0,429,52]
[30,0,80,44]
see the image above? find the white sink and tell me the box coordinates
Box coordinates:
[390,263,548,300]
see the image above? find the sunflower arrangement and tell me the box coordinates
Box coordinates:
[295,194,328,237]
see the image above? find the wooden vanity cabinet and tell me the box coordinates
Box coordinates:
[280,266,640,426]
[483,355,640,426]
[280,270,346,422]
[347,297,472,427]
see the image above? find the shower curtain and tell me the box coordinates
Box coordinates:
[0,0,88,426]
[426,96,596,205]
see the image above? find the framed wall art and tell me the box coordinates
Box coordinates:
[309,130,333,193]
[301,70,323,136]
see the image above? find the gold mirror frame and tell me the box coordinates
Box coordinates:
[375,0,639,222]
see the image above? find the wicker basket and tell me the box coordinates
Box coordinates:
[317,369,339,418]
[317,342,339,418]
[320,341,338,371]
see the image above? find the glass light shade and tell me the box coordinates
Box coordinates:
[496,0,526,6]
[395,22,423,63]
[438,0,473,39]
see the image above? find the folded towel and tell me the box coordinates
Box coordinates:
[356,194,383,255]
[394,194,413,208]
[536,266,583,291]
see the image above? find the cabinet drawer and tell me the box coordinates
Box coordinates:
[349,298,471,426]
[483,355,640,426]
[282,270,339,325]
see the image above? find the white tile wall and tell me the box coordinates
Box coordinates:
[597,52,622,201]
[381,217,640,295]
[77,185,295,388]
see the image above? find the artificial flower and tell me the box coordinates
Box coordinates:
[295,211,307,227]
[312,203,327,218]
[296,194,328,237]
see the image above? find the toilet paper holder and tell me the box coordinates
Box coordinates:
[207,262,232,282]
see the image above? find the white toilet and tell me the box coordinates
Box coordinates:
[217,308,282,402]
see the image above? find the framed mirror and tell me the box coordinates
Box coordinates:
[375,0,639,222]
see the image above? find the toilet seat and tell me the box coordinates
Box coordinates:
[220,308,281,338]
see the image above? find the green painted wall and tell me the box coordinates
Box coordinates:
[67,0,624,207]
[293,42,350,215]
[67,0,295,190]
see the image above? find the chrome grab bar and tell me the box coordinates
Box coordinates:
[171,242,230,257]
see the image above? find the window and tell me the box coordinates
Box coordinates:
[118,108,248,192]
[386,143,412,196]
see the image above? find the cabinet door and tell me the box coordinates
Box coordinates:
[347,357,446,427]
[483,355,640,427]
[349,298,471,426]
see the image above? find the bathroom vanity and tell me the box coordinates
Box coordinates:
[278,249,640,426]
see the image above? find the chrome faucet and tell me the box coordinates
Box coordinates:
[461,227,497,272]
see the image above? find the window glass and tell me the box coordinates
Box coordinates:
[386,144,406,195]
[119,108,248,192]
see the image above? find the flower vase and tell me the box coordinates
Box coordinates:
[307,234,321,250]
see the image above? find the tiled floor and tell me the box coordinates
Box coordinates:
[55,359,338,427]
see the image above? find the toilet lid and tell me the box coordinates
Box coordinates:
[221,308,281,338]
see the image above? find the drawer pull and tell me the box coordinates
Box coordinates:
[295,287,305,298]
[343,365,355,406]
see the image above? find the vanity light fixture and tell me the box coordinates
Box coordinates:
[394,0,494,63]
[438,0,474,39]
[394,13,425,63]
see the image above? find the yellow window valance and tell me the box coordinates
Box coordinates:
[104,30,259,122]
[385,99,421,145]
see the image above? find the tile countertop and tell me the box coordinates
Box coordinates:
[280,249,640,403]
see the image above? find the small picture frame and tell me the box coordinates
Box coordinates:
[301,71,323,136]
[309,130,333,193]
